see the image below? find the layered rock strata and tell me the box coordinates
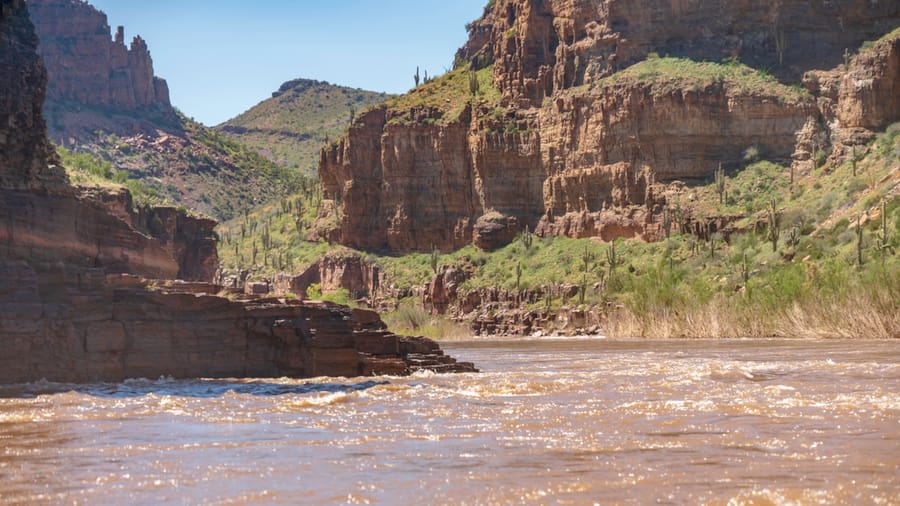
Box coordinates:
[0,0,476,383]
[802,33,900,160]
[472,0,899,104]
[319,69,816,251]
[0,271,476,383]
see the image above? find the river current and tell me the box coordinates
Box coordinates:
[1,339,897,505]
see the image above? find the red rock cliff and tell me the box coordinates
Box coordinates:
[27,0,171,111]
[475,0,899,104]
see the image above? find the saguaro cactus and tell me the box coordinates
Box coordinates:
[766,199,780,253]
[875,200,895,263]
[856,214,864,266]
[515,261,522,291]
[741,252,751,283]
[430,244,440,274]
[468,70,480,96]
[521,225,534,250]
[715,164,726,204]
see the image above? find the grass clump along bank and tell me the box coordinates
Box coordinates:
[382,301,474,341]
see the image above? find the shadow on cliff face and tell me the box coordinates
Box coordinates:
[0,378,391,399]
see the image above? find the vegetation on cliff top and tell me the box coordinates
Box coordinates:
[585,55,812,104]
[218,80,392,174]
[386,65,501,125]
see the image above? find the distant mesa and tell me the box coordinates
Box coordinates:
[219,77,392,173]
[272,78,333,98]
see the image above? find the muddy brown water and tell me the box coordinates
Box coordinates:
[0,338,897,505]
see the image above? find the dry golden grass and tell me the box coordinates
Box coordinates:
[606,284,900,339]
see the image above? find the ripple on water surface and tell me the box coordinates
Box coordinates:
[0,339,898,505]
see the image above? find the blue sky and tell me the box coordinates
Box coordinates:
[88,0,488,126]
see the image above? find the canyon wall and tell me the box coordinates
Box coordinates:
[27,0,170,111]
[319,0,900,253]
[0,0,475,383]
[476,0,899,104]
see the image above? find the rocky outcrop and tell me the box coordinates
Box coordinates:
[319,105,546,253]
[802,33,900,161]
[0,268,476,383]
[73,185,218,281]
[27,0,171,111]
[268,253,382,301]
[837,36,900,131]
[424,265,605,337]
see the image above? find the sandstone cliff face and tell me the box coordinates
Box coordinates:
[319,105,545,253]
[319,0,899,254]
[480,0,899,105]
[27,0,170,111]
[799,31,900,164]
[837,36,900,131]
[320,67,816,250]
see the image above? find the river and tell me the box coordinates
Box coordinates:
[1,339,897,505]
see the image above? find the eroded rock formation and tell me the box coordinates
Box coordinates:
[27,0,170,111]
[267,252,382,301]
[479,0,898,104]
[318,0,899,254]
[0,0,476,383]
[803,34,900,158]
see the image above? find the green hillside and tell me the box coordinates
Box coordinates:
[218,79,392,173]
[46,101,305,222]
